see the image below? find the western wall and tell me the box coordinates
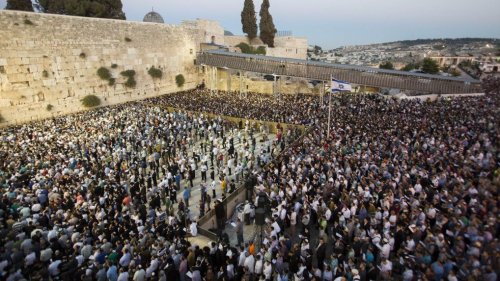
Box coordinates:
[0,10,204,126]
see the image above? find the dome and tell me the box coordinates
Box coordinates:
[143,11,164,23]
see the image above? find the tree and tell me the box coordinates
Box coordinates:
[259,0,277,47]
[421,58,439,74]
[313,45,322,55]
[379,61,394,70]
[6,0,34,11]
[401,62,420,72]
[34,0,126,19]
[241,0,257,39]
[450,69,461,77]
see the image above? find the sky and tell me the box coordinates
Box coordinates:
[2,0,500,49]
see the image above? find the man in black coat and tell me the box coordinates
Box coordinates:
[316,237,327,271]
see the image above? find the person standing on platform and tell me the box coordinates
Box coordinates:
[236,218,244,246]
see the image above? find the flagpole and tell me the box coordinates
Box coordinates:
[327,75,332,139]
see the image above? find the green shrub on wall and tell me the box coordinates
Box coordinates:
[108,78,116,86]
[125,37,132,42]
[256,46,266,55]
[235,42,266,55]
[0,113,4,123]
[121,70,136,88]
[148,66,163,79]
[111,64,118,69]
[42,70,49,78]
[97,67,111,80]
[124,78,137,88]
[175,74,185,87]
[79,52,86,59]
[81,95,101,108]
[46,104,53,111]
[120,70,136,78]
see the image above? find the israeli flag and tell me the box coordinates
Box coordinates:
[331,79,352,92]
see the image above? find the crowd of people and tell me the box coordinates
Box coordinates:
[244,93,499,281]
[0,88,498,281]
[0,99,303,280]
[144,90,322,125]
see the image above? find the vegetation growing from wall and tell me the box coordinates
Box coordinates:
[241,0,258,39]
[34,0,126,20]
[6,0,34,11]
[235,42,266,55]
[121,70,136,88]
[0,113,4,123]
[124,79,136,88]
[46,104,53,111]
[42,70,49,78]
[79,52,86,59]
[125,37,132,42]
[175,74,185,87]
[24,18,34,25]
[81,95,101,108]
[148,66,163,79]
[111,64,118,69]
[97,67,111,80]
[259,0,277,47]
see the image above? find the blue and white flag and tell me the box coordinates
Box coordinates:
[331,79,352,92]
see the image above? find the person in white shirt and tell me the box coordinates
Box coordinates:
[226,260,235,279]
[380,258,392,279]
[146,258,159,277]
[263,260,272,280]
[189,221,198,237]
[244,252,255,274]
[119,249,131,267]
[254,254,263,276]
[133,266,146,281]
[117,268,129,281]
[48,259,62,277]
[378,238,391,259]
[238,248,246,267]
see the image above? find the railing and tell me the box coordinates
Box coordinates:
[276,31,293,37]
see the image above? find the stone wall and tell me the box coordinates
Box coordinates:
[182,19,225,46]
[211,69,315,95]
[224,35,308,60]
[266,36,308,60]
[0,11,204,126]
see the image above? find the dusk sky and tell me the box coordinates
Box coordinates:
[2,0,500,48]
